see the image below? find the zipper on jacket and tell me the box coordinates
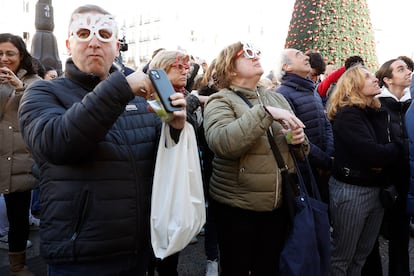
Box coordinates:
[386,113,391,143]
[71,189,91,242]
[116,121,143,254]
[255,90,263,105]
[256,89,281,208]
[236,88,282,208]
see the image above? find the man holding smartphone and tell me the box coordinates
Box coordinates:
[18,4,186,276]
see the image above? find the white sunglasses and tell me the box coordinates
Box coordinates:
[235,42,262,59]
[69,13,117,43]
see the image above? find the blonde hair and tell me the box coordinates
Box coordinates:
[327,64,380,120]
[148,50,189,73]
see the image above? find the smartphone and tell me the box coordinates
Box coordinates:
[148,69,182,113]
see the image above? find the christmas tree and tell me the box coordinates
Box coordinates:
[285,0,378,69]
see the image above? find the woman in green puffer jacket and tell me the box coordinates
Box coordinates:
[203,41,309,275]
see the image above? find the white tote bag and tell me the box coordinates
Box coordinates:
[150,122,206,259]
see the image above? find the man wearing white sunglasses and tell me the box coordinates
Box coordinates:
[18,4,187,276]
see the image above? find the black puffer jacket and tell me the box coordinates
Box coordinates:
[378,90,411,194]
[277,73,334,170]
[18,59,161,264]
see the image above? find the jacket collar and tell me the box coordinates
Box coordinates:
[64,58,119,91]
[229,85,262,99]
[377,86,411,102]
[280,72,315,92]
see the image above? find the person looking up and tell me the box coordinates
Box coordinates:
[318,55,365,106]
[327,64,402,275]
[375,58,412,275]
[306,50,326,84]
[276,48,334,205]
[203,41,309,275]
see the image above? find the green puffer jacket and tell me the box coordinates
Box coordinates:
[203,85,309,211]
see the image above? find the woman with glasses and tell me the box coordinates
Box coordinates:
[0,33,41,275]
[203,41,309,275]
[149,50,206,141]
[147,50,206,276]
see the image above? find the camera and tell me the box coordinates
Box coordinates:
[150,70,160,79]
[119,37,128,52]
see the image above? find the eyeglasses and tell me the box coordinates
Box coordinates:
[0,51,19,58]
[235,42,262,59]
[170,63,190,72]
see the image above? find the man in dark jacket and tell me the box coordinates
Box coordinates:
[276,48,334,203]
[18,4,186,276]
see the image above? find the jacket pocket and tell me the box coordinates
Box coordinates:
[71,189,91,242]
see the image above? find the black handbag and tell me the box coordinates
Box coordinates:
[268,132,331,276]
[235,91,331,276]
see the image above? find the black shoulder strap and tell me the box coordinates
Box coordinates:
[235,91,299,221]
[236,91,253,108]
[235,91,323,204]
[234,91,289,173]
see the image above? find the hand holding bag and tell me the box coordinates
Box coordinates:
[150,122,206,259]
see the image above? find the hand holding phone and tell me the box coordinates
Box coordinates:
[148,69,182,113]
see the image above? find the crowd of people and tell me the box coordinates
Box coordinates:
[1,3,414,276]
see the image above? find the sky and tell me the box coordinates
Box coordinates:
[30,0,414,72]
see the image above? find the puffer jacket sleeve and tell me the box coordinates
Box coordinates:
[308,114,334,170]
[18,71,134,164]
[278,85,333,170]
[203,90,273,159]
